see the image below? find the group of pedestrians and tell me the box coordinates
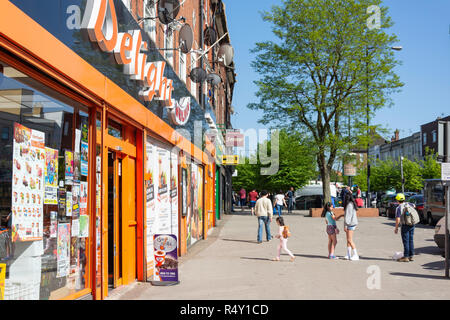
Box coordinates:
[252,188,417,263]
[234,187,296,216]
[253,190,295,262]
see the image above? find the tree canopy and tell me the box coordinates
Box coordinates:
[248,0,403,204]
[232,130,316,193]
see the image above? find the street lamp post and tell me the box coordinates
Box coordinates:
[400,155,405,194]
[365,45,402,208]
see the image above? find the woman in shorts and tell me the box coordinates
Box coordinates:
[337,193,359,261]
[322,202,339,259]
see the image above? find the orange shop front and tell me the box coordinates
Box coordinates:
[0,0,217,300]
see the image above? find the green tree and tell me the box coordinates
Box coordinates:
[248,0,403,204]
[232,130,316,193]
[420,149,441,180]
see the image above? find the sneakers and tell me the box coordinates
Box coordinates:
[343,255,350,260]
[397,257,410,262]
[329,255,339,260]
[350,255,360,261]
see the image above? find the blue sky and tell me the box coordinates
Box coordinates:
[225,0,450,141]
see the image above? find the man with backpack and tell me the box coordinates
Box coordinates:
[394,193,420,262]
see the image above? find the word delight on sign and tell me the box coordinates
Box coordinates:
[81,0,190,125]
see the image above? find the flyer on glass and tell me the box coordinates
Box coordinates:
[11,123,45,242]
[56,223,70,277]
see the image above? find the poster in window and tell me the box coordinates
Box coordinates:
[170,152,179,238]
[79,214,89,238]
[73,152,81,183]
[65,150,74,185]
[50,211,57,238]
[157,148,170,234]
[66,191,73,217]
[56,223,70,277]
[58,188,66,217]
[81,118,88,143]
[80,142,88,176]
[11,123,45,242]
[44,147,58,205]
[80,181,88,215]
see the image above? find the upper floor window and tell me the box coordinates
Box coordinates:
[164,27,174,67]
[423,132,427,145]
[144,0,156,43]
[179,52,186,83]
[432,130,437,143]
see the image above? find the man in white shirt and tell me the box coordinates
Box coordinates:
[255,190,273,243]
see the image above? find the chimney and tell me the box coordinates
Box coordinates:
[394,129,399,141]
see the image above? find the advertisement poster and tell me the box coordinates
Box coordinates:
[80,182,88,215]
[44,186,58,205]
[73,152,81,183]
[44,147,58,187]
[80,141,88,176]
[71,219,79,237]
[65,150,74,184]
[170,152,179,238]
[72,183,80,218]
[50,211,57,238]
[81,118,88,143]
[11,123,45,242]
[56,223,70,277]
[153,234,178,282]
[58,188,66,217]
[79,214,89,238]
[157,147,170,234]
[145,141,157,277]
[66,191,73,217]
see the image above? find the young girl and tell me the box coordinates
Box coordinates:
[272,217,295,262]
[321,202,339,259]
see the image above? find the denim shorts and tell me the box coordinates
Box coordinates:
[346,225,357,231]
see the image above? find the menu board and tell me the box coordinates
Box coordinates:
[11,123,45,242]
[153,234,178,282]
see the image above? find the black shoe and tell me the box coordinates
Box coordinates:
[257,241,262,244]
[409,256,414,261]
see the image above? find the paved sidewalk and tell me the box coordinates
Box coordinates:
[108,210,450,300]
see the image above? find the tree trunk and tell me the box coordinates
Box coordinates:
[320,165,331,208]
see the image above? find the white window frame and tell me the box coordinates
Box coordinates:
[164,26,174,67]
[190,52,197,98]
[179,51,186,83]
[121,0,131,11]
[143,0,156,43]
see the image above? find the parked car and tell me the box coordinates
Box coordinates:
[378,194,399,218]
[406,194,425,224]
[295,195,324,210]
[434,217,450,254]
[424,179,445,226]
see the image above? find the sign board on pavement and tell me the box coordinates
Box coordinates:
[442,162,450,181]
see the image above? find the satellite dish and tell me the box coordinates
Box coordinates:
[179,24,193,54]
[218,43,234,66]
[204,27,217,46]
[158,0,180,25]
[206,73,222,85]
[189,67,207,83]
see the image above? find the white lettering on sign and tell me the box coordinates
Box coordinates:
[366,5,381,30]
[80,0,190,124]
[66,5,81,30]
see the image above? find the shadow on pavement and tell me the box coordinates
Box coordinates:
[415,246,442,256]
[240,257,272,261]
[359,256,393,261]
[293,253,328,260]
[390,272,448,280]
[222,238,259,244]
[381,222,434,229]
[422,260,448,271]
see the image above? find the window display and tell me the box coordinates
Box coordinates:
[0,60,90,300]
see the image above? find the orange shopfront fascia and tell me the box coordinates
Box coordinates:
[0,1,216,300]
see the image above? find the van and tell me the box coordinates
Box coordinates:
[294,183,337,210]
[424,179,446,226]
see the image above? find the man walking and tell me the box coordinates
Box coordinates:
[394,193,416,262]
[286,187,295,213]
[255,190,273,243]
[239,188,247,212]
[248,189,259,216]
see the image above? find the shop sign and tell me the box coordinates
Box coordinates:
[81,0,190,124]
[168,97,191,126]
[222,155,239,165]
[225,130,244,147]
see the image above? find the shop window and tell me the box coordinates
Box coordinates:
[0,60,91,300]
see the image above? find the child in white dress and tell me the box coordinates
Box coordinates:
[272,217,295,262]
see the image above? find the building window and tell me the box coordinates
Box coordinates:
[190,53,197,99]
[179,52,186,83]
[164,26,174,67]
[423,133,427,145]
[432,130,437,143]
[143,0,156,43]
